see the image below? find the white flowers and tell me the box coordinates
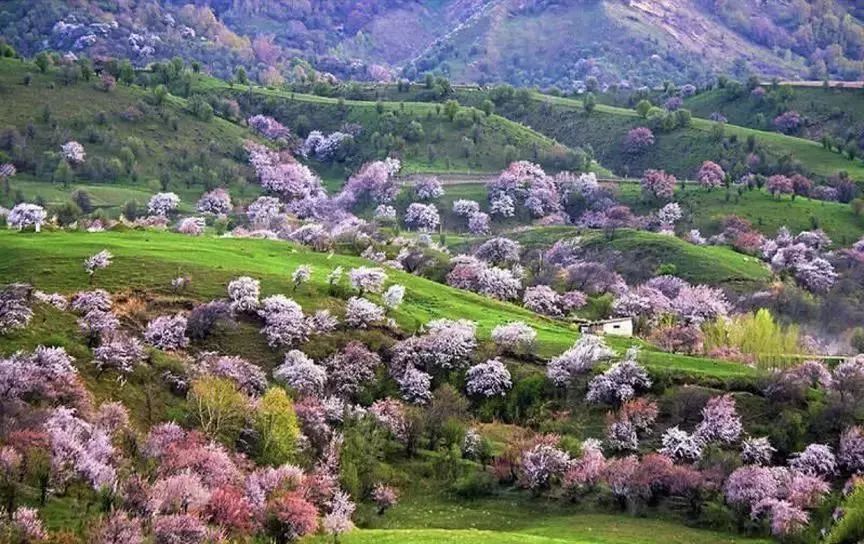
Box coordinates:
[466,358,512,397]
[84,250,112,276]
[147,192,180,217]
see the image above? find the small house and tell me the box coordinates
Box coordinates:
[579,317,633,338]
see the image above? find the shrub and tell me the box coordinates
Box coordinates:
[451,470,497,498]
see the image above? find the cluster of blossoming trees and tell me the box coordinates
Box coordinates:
[5,116,864,543]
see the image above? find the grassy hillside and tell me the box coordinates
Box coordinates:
[616,184,864,246]
[449,89,864,181]
[684,84,864,151]
[0,57,254,195]
[393,178,864,247]
[0,229,758,380]
[0,56,602,215]
[192,76,594,177]
[503,227,771,291]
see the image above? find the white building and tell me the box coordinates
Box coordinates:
[579,317,633,338]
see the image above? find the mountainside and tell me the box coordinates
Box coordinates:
[2,0,864,88]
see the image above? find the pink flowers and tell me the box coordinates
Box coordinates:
[839,426,864,474]
[696,160,725,190]
[144,315,189,350]
[273,350,326,395]
[766,175,794,197]
[7,203,47,232]
[61,141,86,164]
[404,202,440,232]
[695,394,742,445]
[789,443,836,477]
[624,127,655,153]
[147,192,180,217]
[344,297,385,329]
[586,350,651,405]
[247,115,291,141]
[371,483,399,514]
[414,176,445,200]
[84,250,113,276]
[0,284,33,334]
[348,266,388,294]
[518,436,571,491]
[465,358,513,397]
[547,335,614,387]
[491,322,536,354]
[640,169,676,200]
[773,110,802,134]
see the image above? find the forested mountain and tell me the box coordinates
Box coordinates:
[2,0,864,88]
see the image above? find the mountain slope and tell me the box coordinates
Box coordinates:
[2,0,864,88]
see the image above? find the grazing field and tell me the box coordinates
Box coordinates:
[307,478,772,544]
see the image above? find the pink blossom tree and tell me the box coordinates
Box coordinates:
[694,394,742,445]
[322,490,355,542]
[273,350,326,395]
[641,169,676,200]
[147,192,180,217]
[259,295,309,347]
[7,203,47,232]
[696,161,725,190]
[414,176,444,200]
[344,297,385,328]
[789,444,836,477]
[193,353,267,396]
[196,188,232,215]
[624,127,655,153]
[547,335,614,387]
[61,141,86,164]
[348,267,387,295]
[371,483,399,515]
[519,437,571,492]
[246,196,283,229]
[144,315,189,350]
[586,350,651,405]
[741,436,776,466]
[324,341,381,398]
[0,284,33,334]
[248,114,291,141]
[491,322,536,354]
[93,331,145,374]
[767,175,794,198]
[152,514,207,544]
[84,250,113,277]
[404,202,440,232]
[465,358,513,397]
[839,426,864,474]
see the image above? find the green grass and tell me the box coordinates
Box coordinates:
[530,93,864,180]
[503,227,771,290]
[446,88,864,181]
[684,85,864,149]
[0,57,255,191]
[615,184,864,246]
[6,174,264,216]
[0,229,758,379]
[306,480,770,544]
